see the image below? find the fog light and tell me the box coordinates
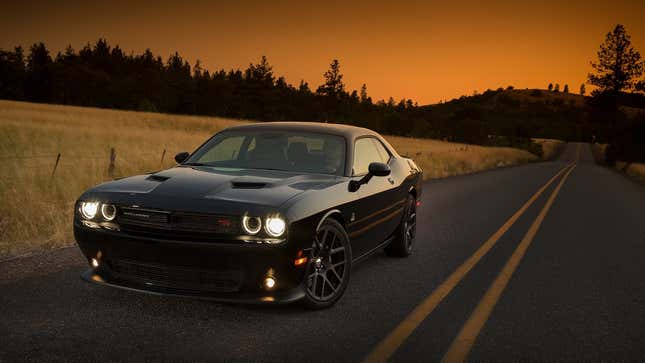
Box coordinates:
[294,257,308,266]
[264,276,276,289]
[91,258,99,268]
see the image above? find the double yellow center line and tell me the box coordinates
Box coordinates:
[363,161,578,363]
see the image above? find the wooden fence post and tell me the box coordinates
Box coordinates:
[160,149,166,167]
[51,153,61,179]
[108,147,116,177]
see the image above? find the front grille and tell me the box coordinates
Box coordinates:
[109,259,242,293]
[117,207,239,241]
[119,208,170,227]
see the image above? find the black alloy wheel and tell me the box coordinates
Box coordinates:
[303,218,352,309]
[385,194,417,257]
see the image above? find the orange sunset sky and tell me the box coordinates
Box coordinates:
[1,0,644,105]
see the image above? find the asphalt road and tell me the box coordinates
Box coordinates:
[2,143,645,362]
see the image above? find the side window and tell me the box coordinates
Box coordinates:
[353,138,383,176]
[371,138,391,163]
[199,136,245,163]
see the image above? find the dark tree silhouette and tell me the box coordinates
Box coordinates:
[25,42,52,102]
[316,59,344,98]
[298,80,311,93]
[563,84,569,93]
[360,83,368,103]
[580,83,586,95]
[588,24,644,93]
[554,83,560,92]
[246,55,274,85]
[548,83,553,91]
[0,46,25,99]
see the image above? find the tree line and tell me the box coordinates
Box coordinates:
[0,25,644,161]
[0,39,421,135]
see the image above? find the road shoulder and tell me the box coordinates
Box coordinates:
[0,246,85,285]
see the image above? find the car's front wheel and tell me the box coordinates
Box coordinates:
[303,218,352,309]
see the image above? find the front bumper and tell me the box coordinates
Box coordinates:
[74,222,309,304]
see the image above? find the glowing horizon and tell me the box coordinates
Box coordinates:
[1,0,644,105]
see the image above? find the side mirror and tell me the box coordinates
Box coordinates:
[348,162,391,192]
[368,162,391,177]
[175,152,190,163]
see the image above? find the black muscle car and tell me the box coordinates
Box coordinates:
[74,122,422,308]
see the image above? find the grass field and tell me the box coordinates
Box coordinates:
[591,143,645,182]
[0,100,539,258]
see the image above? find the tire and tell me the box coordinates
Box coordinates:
[385,194,417,257]
[303,218,352,309]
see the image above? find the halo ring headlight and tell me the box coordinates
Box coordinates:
[265,216,286,237]
[101,204,117,221]
[80,201,99,220]
[242,216,262,235]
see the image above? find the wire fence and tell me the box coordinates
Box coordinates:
[0,147,178,182]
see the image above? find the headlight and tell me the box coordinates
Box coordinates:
[242,216,262,235]
[101,204,117,221]
[80,201,99,220]
[265,216,286,237]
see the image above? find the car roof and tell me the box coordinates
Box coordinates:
[223,121,380,140]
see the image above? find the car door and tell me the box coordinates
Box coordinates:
[346,137,402,258]
[370,137,406,238]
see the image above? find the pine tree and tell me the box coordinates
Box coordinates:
[193,60,203,78]
[298,80,311,93]
[548,83,553,91]
[580,83,586,95]
[554,83,560,92]
[563,84,569,93]
[587,24,644,93]
[26,42,52,101]
[359,83,368,103]
[316,59,345,98]
[246,55,274,85]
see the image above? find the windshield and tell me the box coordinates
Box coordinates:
[186,130,346,176]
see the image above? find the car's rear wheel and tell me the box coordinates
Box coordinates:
[303,218,352,309]
[385,194,417,257]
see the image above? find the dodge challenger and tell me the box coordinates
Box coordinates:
[74,122,423,308]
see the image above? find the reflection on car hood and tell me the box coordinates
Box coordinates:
[87,165,344,212]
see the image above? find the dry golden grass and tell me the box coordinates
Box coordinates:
[616,161,645,182]
[533,138,565,160]
[0,100,536,258]
[590,143,645,182]
[388,135,536,179]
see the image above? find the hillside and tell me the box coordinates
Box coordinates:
[413,88,645,144]
[412,89,586,142]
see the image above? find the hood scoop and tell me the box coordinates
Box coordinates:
[231,181,268,189]
[146,174,170,182]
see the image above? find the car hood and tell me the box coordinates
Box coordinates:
[82,166,344,215]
